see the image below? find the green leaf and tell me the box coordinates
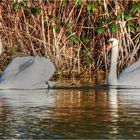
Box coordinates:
[106,18,112,23]
[97,0,101,3]
[81,35,90,44]
[10,43,20,53]
[86,4,92,11]
[65,21,71,29]
[124,13,132,20]
[127,21,136,32]
[116,13,121,20]
[109,23,119,33]
[129,26,136,32]
[82,48,93,66]
[130,4,140,13]
[128,21,135,26]
[134,37,140,43]
[77,0,82,6]
[91,5,96,13]
[31,7,41,15]
[53,24,60,33]
[13,2,19,11]
[70,35,79,44]
[19,2,24,8]
[96,26,105,34]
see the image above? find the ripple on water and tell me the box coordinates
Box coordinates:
[0,85,140,139]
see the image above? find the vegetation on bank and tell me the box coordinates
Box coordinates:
[0,0,139,77]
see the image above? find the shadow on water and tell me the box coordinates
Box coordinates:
[0,83,140,139]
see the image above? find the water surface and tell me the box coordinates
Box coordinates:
[0,81,140,139]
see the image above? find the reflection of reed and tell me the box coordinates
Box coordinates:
[54,90,109,109]
[51,90,110,123]
[0,100,4,115]
[48,90,114,139]
[0,99,9,122]
[0,100,4,116]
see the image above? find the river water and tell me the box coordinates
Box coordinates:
[0,80,140,139]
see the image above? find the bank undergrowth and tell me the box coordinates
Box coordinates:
[0,0,139,77]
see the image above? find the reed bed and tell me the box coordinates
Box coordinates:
[0,0,139,77]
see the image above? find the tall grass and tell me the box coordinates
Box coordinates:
[0,0,139,77]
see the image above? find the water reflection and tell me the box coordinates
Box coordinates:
[0,87,140,139]
[0,90,55,107]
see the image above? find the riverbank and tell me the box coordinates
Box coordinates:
[0,1,139,75]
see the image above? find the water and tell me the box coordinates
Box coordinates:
[0,82,140,139]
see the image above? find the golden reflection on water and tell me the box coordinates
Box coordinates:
[54,90,109,109]
[0,100,3,114]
